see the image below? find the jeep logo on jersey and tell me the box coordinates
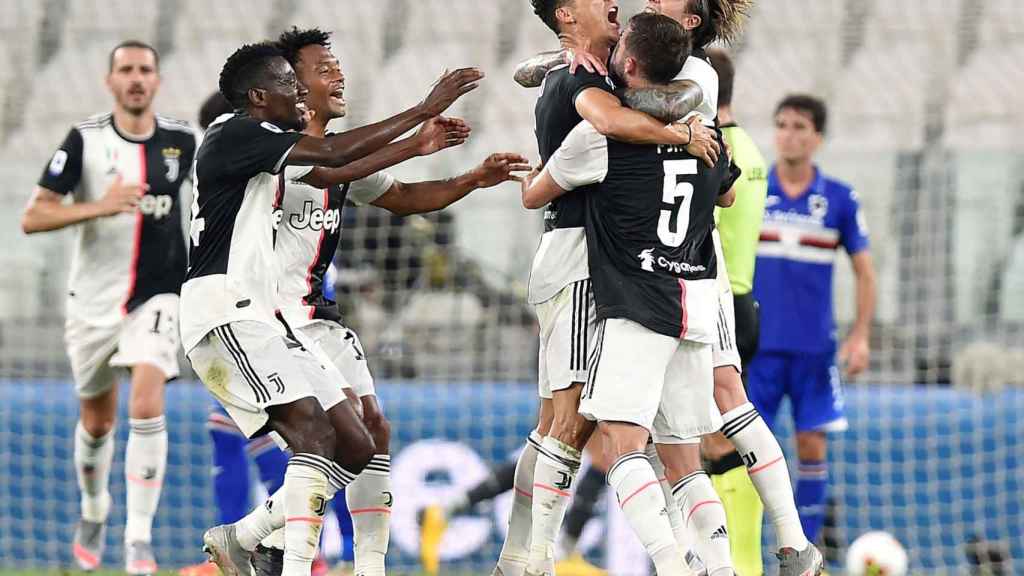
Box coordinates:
[138,194,173,219]
[290,200,340,234]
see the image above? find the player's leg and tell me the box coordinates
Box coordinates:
[73,374,118,571]
[579,319,687,576]
[247,434,289,495]
[557,436,609,563]
[207,408,255,524]
[527,281,598,575]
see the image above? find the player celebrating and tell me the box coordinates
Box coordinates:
[524,13,731,576]
[748,94,876,549]
[239,28,529,576]
[21,40,195,576]
[183,41,481,576]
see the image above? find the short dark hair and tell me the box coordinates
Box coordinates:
[531,0,573,34]
[706,48,734,107]
[108,40,159,72]
[219,42,286,109]
[776,94,828,134]
[623,13,691,85]
[276,27,332,68]
[198,92,233,129]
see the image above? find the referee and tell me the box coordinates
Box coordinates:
[701,48,770,576]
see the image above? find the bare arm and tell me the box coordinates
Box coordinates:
[522,167,570,210]
[373,153,531,216]
[287,68,483,168]
[575,88,690,146]
[717,187,736,208]
[620,80,704,124]
[21,177,144,234]
[839,250,877,376]
[513,50,566,88]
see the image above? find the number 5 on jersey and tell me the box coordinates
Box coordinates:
[658,159,697,248]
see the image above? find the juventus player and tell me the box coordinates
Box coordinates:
[184,42,481,576]
[237,28,529,576]
[523,14,731,575]
[21,40,195,576]
[477,3,719,575]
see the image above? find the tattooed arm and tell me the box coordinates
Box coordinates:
[513,49,567,88]
[619,79,704,124]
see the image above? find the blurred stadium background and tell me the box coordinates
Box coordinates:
[0,0,1022,574]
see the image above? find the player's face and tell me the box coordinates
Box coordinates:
[294,44,347,121]
[645,0,700,31]
[570,0,621,49]
[774,107,823,163]
[261,58,308,132]
[107,47,160,116]
[609,27,637,88]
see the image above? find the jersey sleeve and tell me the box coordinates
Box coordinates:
[546,121,608,191]
[839,187,870,254]
[218,117,305,178]
[568,68,614,105]
[37,127,84,195]
[282,165,316,183]
[347,171,395,206]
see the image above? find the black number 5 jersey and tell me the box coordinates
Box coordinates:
[545,121,729,342]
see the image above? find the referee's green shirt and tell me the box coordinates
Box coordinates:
[715,123,768,296]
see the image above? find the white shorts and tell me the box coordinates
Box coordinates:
[712,229,742,371]
[535,280,597,400]
[579,318,722,444]
[298,321,376,398]
[187,320,347,438]
[65,293,181,399]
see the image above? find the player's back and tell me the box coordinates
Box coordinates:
[675,49,718,127]
[37,112,196,327]
[181,113,309,352]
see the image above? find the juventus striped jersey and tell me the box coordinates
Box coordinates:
[37,113,196,328]
[180,113,311,352]
[274,165,392,329]
[754,166,870,352]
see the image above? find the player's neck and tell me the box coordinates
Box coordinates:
[777,160,816,198]
[304,112,328,138]
[562,31,611,64]
[717,106,735,125]
[112,107,156,140]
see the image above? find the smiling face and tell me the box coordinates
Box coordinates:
[292,44,346,122]
[566,0,621,50]
[107,47,160,116]
[257,57,308,132]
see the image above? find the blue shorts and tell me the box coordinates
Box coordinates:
[747,349,848,433]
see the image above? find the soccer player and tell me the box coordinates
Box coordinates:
[484,3,719,575]
[183,41,482,576]
[523,13,731,576]
[240,28,529,576]
[748,94,876,548]
[21,40,195,576]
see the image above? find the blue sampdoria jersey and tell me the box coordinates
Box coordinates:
[754,166,869,353]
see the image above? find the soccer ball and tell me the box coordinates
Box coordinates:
[846,531,909,576]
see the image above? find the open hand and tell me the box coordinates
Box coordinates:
[420,68,484,116]
[472,153,533,188]
[99,174,146,216]
[567,48,607,76]
[415,116,472,156]
[683,117,721,168]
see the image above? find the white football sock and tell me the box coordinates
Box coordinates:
[75,421,115,523]
[646,444,703,573]
[347,454,391,576]
[673,471,732,576]
[236,489,286,551]
[608,452,687,576]
[721,402,808,551]
[495,431,542,576]
[527,436,581,574]
[281,454,349,576]
[124,416,167,544]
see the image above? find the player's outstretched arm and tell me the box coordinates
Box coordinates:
[372,153,531,216]
[300,117,472,189]
[288,68,483,168]
[620,80,703,124]
[21,176,145,234]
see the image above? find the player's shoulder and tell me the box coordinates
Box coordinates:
[73,112,113,133]
[548,64,613,92]
[819,170,856,201]
[156,114,195,135]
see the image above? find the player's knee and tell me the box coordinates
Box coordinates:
[796,431,827,461]
[81,416,115,439]
[283,403,337,459]
[713,366,747,411]
[363,409,391,452]
[550,412,593,450]
[336,427,375,473]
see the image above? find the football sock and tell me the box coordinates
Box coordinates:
[673,471,733,576]
[645,444,698,569]
[712,466,764,576]
[527,437,581,573]
[796,460,828,543]
[124,416,167,544]
[494,431,542,576]
[722,403,808,551]
[608,452,686,576]
[347,454,391,576]
[560,465,605,557]
[75,421,115,523]
[281,454,344,576]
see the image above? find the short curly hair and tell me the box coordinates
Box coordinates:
[218,42,286,109]
[276,27,332,68]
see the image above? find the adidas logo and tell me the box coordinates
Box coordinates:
[710,525,729,540]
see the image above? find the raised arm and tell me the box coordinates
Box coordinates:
[514,50,567,88]
[575,88,690,146]
[373,154,531,216]
[21,176,144,234]
[287,68,483,168]
[619,79,703,125]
